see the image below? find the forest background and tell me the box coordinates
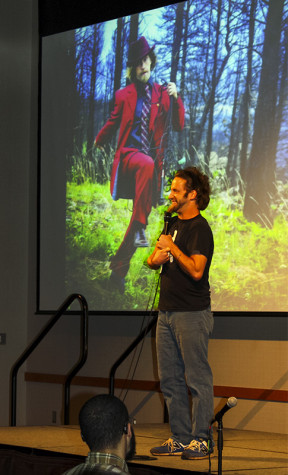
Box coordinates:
[41,0,288,312]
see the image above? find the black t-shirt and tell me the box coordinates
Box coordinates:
[158,214,214,311]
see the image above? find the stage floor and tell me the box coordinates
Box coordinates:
[0,423,287,474]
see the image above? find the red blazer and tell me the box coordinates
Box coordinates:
[95,82,185,201]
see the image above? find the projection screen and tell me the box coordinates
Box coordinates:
[38,0,288,313]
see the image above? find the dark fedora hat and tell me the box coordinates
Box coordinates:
[127,36,155,66]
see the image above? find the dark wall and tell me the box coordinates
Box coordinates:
[39,0,177,36]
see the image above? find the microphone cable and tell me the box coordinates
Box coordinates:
[119,211,171,404]
[119,268,161,404]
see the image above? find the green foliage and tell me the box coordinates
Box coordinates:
[66,175,288,312]
[66,181,163,310]
[68,145,113,185]
[203,180,288,311]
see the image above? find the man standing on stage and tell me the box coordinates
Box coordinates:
[95,36,185,291]
[147,167,214,460]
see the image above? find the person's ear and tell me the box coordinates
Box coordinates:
[189,189,197,201]
[123,422,132,437]
[128,422,132,437]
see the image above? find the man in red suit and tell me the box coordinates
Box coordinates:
[95,37,185,290]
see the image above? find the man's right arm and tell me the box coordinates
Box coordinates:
[94,90,122,147]
[147,247,160,270]
[147,242,170,269]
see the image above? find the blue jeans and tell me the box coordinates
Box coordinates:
[156,309,214,443]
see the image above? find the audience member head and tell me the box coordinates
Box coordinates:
[79,394,135,460]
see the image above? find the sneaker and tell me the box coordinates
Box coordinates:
[150,438,188,456]
[181,438,214,460]
[134,228,149,247]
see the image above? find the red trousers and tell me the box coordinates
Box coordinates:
[110,150,154,278]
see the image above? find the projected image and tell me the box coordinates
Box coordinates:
[40,0,288,313]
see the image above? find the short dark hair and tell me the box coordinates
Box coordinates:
[79,394,129,452]
[127,50,157,83]
[175,167,211,210]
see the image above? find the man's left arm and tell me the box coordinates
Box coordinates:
[157,234,207,281]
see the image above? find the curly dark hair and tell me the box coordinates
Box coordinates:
[175,167,211,210]
[79,394,129,452]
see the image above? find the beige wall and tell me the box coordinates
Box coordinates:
[25,314,288,433]
[210,340,288,433]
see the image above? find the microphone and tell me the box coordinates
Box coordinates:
[211,397,237,423]
[163,211,172,235]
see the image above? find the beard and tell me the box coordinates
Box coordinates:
[168,193,190,214]
[168,202,177,213]
[168,200,183,213]
[136,71,150,84]
[125,426,136,460]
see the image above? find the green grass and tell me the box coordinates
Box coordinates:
[66,180,288,312]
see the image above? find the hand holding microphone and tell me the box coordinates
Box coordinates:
[160,208,179,264]
[157,209,173,271]
[148,207,176,269]
[160,211,173,259]
[163,211,172,235]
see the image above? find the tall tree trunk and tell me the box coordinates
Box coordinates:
[193,0,231,165]
[126,14,139,86]
[239,0,257,182]
[205,0,222,171]
[170,2,185,83]
[275,24,288,142]
[226,62,241,186]
[179,1,190,158]
[243,0,285,226]
[164,2,185,173]
[74,48,85,159]
[193,51,230,154]
[113,17,124,97]
[87,25,99,159]
[129,13,139,44]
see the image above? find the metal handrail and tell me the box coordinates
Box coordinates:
[10,293,88,426]
[109,314,158,395]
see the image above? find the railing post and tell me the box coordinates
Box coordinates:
[10,293,88,426]
[109,314,158,396]
[64,295,89,424]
